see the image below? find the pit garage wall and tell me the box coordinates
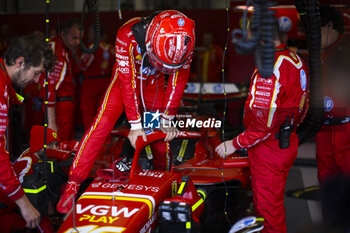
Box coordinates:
[0,4,349,127]
[0,10,228,53]
[1,3,348,83]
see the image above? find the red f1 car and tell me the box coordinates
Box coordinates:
[58,129,251,233]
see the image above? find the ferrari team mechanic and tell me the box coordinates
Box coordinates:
[315,6,348,184]
[79,25,115,131]
[0,34,55,231]
[56,10,195,214]
[0,126,78,233]
[14,125,78,183]
[41,18,81,141]
[216,28,309,232]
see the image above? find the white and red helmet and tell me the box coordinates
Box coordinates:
[145,10,195,74]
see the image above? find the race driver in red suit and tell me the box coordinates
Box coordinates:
[216,35,309,232]
[41,18,81,141]
[0,34,55,231]
[56,10,195,213]
[79,25,115,131]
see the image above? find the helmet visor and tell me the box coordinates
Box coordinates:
[148,51,188,74]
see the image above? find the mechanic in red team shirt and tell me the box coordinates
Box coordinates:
[56,10,195,214]
[79,25,115,131]
[315,6,348,184]
[0,126,78,232]
[0,34,55,231]
[216,24,309,232]
[199,32,224,83]
[14,125,78,183]
[41,18,81,141]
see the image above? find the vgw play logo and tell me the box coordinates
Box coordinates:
[143,110,222,129]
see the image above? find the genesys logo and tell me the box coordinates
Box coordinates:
[143,111,222,129]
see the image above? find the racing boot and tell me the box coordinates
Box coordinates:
[56,181,80,214]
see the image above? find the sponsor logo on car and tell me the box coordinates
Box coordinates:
[76,204,139,218]
[64,225,125,233]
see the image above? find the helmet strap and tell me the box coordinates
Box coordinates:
[131,11,160,57]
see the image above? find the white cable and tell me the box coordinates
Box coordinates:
[140,53,147,112]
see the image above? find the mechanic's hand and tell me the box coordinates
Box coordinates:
[161,124,179,142]
[215,140,236,158]
[15,195,41,229]
[128,128,147,148]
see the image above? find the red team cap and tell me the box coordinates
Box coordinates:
[145,10,195,74]
[30,125,58,153]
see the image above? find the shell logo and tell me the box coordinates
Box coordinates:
[64,225,125,233]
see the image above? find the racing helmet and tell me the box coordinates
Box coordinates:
[145,10,195,74]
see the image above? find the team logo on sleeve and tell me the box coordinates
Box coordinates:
[300,69,307,91]
[137,45,142,54]
[177,18,185,27]
[278,16,292,32]
[324,96,334,112]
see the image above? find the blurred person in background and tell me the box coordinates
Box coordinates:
[79,25,114,132]
[41,18,81,141]
[315,5,348,184]
[194,32,223,83]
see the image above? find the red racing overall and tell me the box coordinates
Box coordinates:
[41,35,75,141]
[69,17,191,184]
[316,41,350,183]
[0,58,28,232]
[231,44,309,233]
[0,145,76,233]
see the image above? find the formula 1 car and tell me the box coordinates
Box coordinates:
[58,129,251,233]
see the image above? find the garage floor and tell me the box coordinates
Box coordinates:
[285,141,322,232]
